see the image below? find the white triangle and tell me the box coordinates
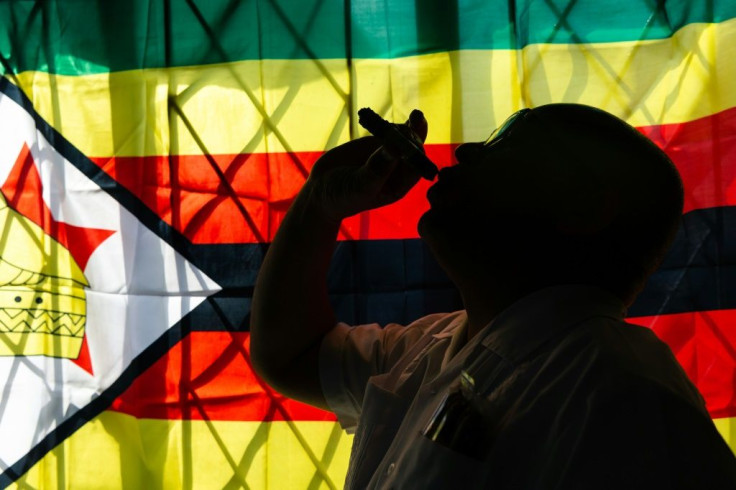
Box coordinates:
[0,89,222,472]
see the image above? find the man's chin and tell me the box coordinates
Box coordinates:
[418,207,460,242]
[417,208,439,239]
[418,207,483,286]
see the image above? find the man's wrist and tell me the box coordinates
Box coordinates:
[290,180,344,230]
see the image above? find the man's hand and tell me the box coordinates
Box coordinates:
[304,109,428,223]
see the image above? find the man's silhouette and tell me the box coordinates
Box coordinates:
[250,104,736,488]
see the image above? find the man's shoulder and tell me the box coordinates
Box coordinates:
[562,316,671,361]
[585,315,661,341]
[380,310,467,361]
[557,317,705,407]
[382,310,466,344]
[405,310,467,335]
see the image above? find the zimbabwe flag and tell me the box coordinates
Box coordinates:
[0,1,734,488]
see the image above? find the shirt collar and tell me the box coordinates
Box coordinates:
[478,284,626,365]
[425,311,469,369]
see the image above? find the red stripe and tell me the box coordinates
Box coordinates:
[5,144,116,271]
[628,309,736,419]
[89,107,736,244]
[112,311,736,421]
[88,145,456,244]
[638,106,736,215]
[110,332,337,422]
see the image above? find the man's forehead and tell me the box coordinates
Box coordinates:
[470,110,604,170]
[519,108,613,154]
[478,111,550,156]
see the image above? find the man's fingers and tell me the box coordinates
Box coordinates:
[333,135,383,163]
[362,110,427,196]
[381,155,422,199]
[362,146,399,183]
[407,109,428,143]
[308,109,428,214]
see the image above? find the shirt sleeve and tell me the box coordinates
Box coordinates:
[319,313,452,433]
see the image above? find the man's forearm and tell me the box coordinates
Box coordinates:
[248,117,425,406]
[250,182,340,384]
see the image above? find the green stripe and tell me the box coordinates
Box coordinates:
[1,0,735,75]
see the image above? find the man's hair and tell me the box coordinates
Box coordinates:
[533,104,684,305]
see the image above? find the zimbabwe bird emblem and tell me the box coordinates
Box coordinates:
[0,189,88,359]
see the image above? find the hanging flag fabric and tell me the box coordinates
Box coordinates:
[0,78,221,481]
[0,1,735,488]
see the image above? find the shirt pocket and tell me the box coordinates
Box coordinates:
[386,433,487,489]
[346,378,411,489]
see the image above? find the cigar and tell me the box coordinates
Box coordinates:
[358,107,438,180]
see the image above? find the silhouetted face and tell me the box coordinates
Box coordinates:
[419,103,684,303]
[418,108,614,275]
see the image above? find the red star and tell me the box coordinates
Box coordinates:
[2,144,115,374]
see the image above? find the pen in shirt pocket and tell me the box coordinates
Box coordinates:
[422,344,508,459]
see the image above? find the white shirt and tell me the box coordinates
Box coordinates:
[319,285,736,489]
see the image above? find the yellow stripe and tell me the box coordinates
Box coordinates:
[10,18,736,157]
[8,411,735,488]
[714,416,736,456]
[10,411,352,490]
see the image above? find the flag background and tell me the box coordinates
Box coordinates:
[1,1,735,488]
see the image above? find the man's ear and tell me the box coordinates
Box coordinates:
[553,187,620,235]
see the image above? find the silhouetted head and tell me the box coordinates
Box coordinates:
[419,103,684,306]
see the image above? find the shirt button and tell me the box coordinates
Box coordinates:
[387,462,396,475]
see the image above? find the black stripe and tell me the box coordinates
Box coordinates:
[630,205,736,317]
[185,205,736,329]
